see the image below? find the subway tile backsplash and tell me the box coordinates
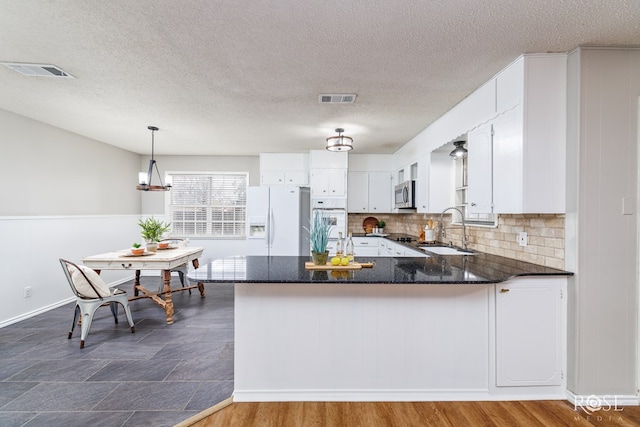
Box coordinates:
[348,213,565,270]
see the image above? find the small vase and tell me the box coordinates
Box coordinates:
[146,242,158,253]
[311,250,329,265]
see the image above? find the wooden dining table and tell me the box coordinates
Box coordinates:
[82,246,205,324]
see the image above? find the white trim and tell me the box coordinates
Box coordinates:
[0,297,75,328]
[0,276,134,328]
[0,214,142,220]
[233,389,567,402]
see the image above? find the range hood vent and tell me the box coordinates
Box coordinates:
[1,62,74,78]
[318,93,357,104]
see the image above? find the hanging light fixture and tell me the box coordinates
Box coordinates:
[136,126,172,191]
[325,128,353,152]
[449,140,468,159]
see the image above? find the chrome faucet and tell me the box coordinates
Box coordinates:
[440,207,468,250]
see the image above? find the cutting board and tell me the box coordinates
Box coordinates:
[305,261,374,270]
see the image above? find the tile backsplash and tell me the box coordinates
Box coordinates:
[348,213,565,269]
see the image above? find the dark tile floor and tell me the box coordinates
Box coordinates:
[0,277,234,427]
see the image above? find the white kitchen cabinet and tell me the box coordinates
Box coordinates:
[352,236,379,257]
[427,148,455,213]
[310,169,347,197]
[376,240,427,257]
[495,278,565,387]
[466,122,493,214]
[260,153,309,186]
[347,172,369,212]
[261,170,308,186]
[492,54,566,213]
[347,171,392,213]
[416,155,430,213]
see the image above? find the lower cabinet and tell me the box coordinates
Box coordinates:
[495,278,565,387]
[352,237,380,257]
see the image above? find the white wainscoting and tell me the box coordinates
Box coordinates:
[0,215,250,327]
[0,215,141,327]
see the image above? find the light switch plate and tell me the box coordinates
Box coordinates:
[518,232,528,247]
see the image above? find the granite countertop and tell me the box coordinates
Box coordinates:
[188,250,572,285]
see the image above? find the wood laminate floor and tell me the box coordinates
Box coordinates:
[187,400,640,427]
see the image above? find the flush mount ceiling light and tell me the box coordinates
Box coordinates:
[326,128,353,152]
[137,126,172,191]
[450,141,468,159]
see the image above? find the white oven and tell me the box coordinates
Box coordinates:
[312,199,347,240]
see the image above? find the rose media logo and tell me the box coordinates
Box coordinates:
[574,395,624,422]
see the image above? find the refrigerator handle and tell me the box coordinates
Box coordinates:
[269,208,275,248]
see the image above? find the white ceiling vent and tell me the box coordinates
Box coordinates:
[319,93,357,104]
[1,62,74,78]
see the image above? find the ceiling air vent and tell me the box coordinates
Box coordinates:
[319,93,357,104]
[1,62,74,78]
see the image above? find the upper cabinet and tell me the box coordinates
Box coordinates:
[311,169,347,197]
[348,171,392,213]
[260,153,309,186]
[467,122,494,214]
[492,54,566,214]
[309,150,348,198]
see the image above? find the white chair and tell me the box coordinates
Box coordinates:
[60,259,135,348]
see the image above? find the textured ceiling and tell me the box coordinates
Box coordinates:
[0,0,639,155]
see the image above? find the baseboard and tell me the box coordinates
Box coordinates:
[0,275,135,328]
[232,388,568,402]
[0,297,76,328]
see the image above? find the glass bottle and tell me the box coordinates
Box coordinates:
[336,232,344,257]
[346,232,354,264]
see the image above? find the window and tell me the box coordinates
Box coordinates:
[166,172,247,238]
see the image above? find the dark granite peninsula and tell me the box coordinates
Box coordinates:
[188,254,571,284]
[190,253,571,403]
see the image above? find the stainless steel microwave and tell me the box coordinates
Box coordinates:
[394,180,415,209]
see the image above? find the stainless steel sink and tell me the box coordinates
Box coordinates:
[418,246,477,256]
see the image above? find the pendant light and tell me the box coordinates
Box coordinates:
[325,128,353,152]
[136,126,172,191]
[450,141,468,159]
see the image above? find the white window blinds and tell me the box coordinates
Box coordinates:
[167,172,247,238]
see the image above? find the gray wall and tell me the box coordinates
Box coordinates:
[566,48,639,395]
[0,109,141,216]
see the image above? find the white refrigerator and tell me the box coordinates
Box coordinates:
[246,186,311,256]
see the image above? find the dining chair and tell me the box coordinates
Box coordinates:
[59,258,135,348]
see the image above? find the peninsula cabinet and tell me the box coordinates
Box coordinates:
[495,277,565,388]
[491,54,567,213]
[347,171,392,213]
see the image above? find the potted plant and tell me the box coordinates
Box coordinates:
[130,242,144,255]
[377,219,386,234]
[305,211,332,265]
[138,217,171,252]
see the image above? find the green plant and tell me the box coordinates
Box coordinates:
[377,219,386,228]
[304,211,333,253]
[138,217,171,243]
[132,242,142,248]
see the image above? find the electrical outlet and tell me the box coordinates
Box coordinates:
[23,286,32,298]
[518,232,528,247]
